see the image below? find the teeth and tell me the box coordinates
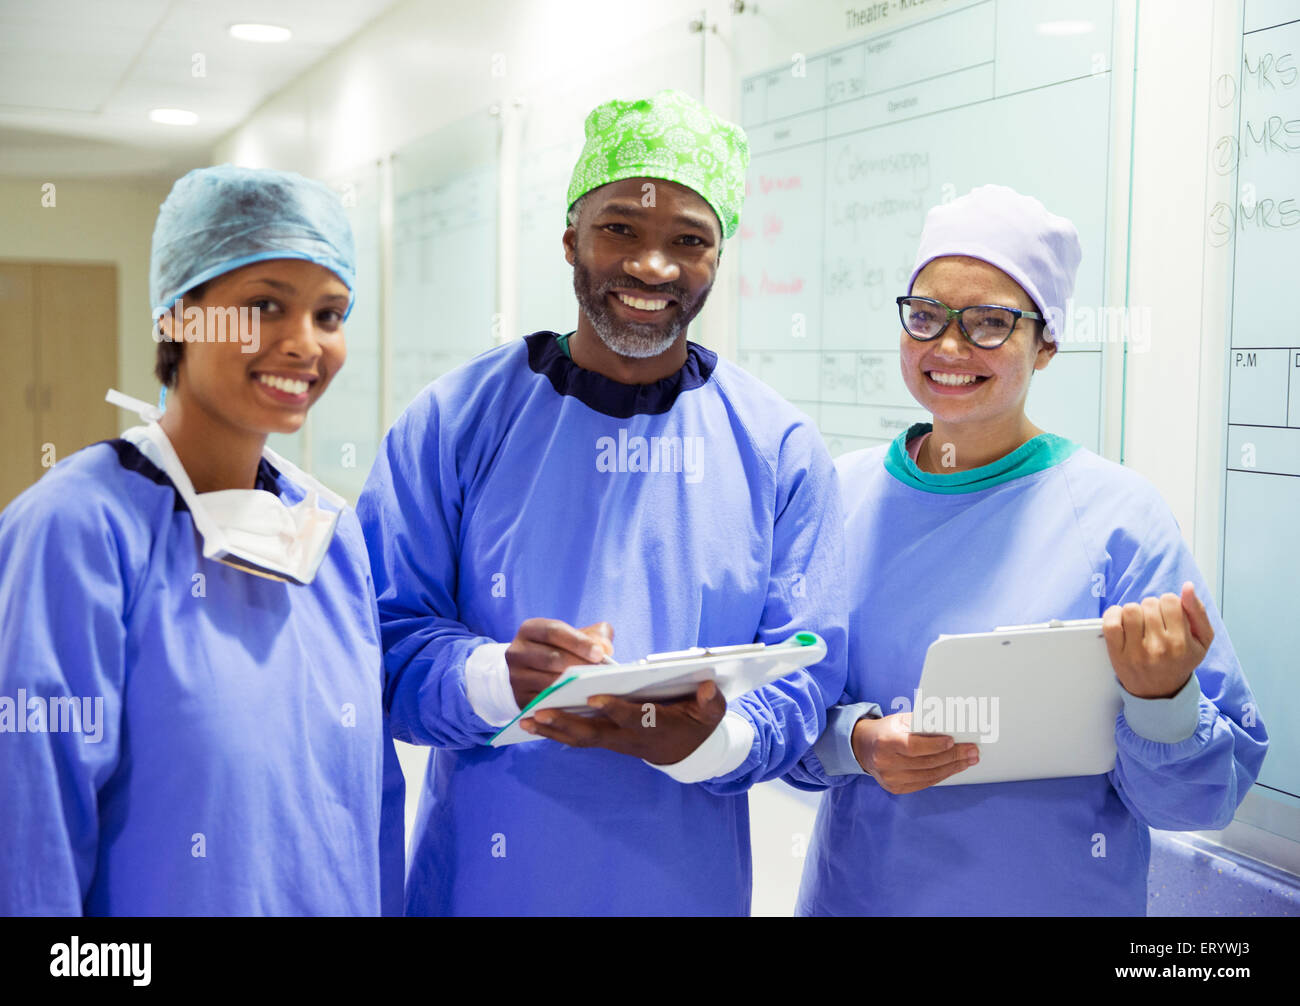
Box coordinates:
[616,292,669,311]
[257,373,310,395]
[929,371,981,387]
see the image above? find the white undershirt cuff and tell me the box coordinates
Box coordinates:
[645,710,756,784]
[464,641,519,727]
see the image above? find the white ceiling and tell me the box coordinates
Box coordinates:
[0,0,402,181]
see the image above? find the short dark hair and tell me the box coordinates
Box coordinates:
[153,280,209,388]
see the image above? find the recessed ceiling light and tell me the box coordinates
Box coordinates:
[149,108,199,126]
[1036,20,1094,36]
[229,23,292,43]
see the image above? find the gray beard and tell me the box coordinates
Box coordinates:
[590,316,680,359]
[572,257,709,360]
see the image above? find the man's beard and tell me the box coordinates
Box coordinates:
[572,256,711,360]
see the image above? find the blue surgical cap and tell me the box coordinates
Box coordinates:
[150,164,357,321]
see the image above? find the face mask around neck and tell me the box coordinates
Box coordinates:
[106,388,344,585]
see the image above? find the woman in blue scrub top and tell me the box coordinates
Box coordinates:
[0,165,403,916]
[790,185,1268,916]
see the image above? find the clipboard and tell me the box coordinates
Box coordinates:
[912,618,1122,786]
[490,631,827,747]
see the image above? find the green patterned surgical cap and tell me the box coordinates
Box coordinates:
[566,89,750,240]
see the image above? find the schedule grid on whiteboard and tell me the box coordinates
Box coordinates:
[1220,5,1300,803]
[388,114,500,424]
[735,0,1117,457]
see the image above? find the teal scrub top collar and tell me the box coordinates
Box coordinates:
[883,422,1081,494]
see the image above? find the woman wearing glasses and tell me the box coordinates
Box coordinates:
[789,185,1267,916]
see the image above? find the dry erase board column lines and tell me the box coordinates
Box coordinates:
[1244,1,1300,37]
[307,163,384,502]
[515,139,582,340]
[735,0,1116,455]
[1219,8,1300,804]
[388,144,498,421]
[737,39,830,431]
[1226,347,1300,437]
[822,2,998,139]
[1224,344,1300,478]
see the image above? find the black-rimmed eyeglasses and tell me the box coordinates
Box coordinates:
[896,296,1044,349]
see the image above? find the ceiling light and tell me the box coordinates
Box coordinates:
[149,108,199,126]
[229,24,292,43]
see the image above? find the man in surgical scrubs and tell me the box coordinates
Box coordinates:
[358,89,847,916]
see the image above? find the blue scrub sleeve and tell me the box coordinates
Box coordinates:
[1119,674,1201,743]
[358,559,408,918]
[785,699,880,789]
[814,701,881,775]
[700,419,850,795]
[0,492,127,915]
[357,395,500,749]
[1099,495,1268,832]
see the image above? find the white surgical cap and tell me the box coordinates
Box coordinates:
[907,184,1082,342]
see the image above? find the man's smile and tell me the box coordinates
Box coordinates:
[608,289,677,318]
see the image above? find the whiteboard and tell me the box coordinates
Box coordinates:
[389,113,499,422]
[265,164,383,491]
[515,131,581,339]
[311,161,383,502]
[1219,6,1300,804]
[735,0,1117,457]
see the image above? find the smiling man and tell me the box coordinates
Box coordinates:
[357,89,847,916]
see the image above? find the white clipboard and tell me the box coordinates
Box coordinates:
[490,631,827,747]
[912,618,1122,786]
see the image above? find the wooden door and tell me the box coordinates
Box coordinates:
[37,264,119,470]
[0,264,39,509]
[0,261,118,510]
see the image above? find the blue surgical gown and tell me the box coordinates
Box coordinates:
[791,426,1268,916]
[357,332,848,916]
[0,437,405,916]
